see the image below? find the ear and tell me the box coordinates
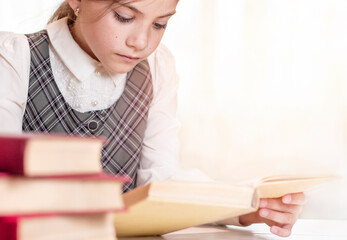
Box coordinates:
[67,0,81,11]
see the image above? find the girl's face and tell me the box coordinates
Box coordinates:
[68,0,178,74]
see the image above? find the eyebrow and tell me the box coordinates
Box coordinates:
[119,3,176,18]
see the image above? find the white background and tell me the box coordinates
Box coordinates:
[1,0,346,219]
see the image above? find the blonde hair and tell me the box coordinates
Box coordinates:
[48,1,75,24]
[48,0,133,24]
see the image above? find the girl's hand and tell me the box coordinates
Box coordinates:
[239,192,306,237]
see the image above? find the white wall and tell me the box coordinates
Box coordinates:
[163,0,347,219]
[0,0,61,33]
[1,0,346,219]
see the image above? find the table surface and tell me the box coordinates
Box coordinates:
[119,219,347,240]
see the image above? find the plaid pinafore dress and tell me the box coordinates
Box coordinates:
[22,31,153,192]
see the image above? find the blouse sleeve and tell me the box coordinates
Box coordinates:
[136,44,181,186]
[137,45,212,186]
[0,32,30,133]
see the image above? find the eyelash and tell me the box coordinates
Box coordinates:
[154,23,167,30]
[114,12,167,30]
[114,12,133,23]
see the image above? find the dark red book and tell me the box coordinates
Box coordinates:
[0,213,117,240]
[0,173,130,216]
[0,133,105,176]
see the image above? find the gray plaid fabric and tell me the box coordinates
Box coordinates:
[23,31,153,192]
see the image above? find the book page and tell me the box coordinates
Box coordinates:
[258,175,337,198]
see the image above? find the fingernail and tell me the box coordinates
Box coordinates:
[260,209,269,217]
[271,226,278,234]
[283,195,291,204]
[259,200,267,208]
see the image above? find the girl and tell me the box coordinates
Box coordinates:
[0,0,304,237]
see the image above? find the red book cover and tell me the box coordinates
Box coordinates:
[0,218,16,240]
[0,135,27,174]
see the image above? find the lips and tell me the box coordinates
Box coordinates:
[117,53,140,63]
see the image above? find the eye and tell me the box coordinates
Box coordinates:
[114,12,134,23]
[153,22,167,30]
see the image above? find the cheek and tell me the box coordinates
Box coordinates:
[85,24,120,53]
[147,32,165,54]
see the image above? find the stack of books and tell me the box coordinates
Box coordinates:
[0,133,127,240]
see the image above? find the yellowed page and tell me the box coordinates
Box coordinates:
[115,199,256,237]
[114,181,257,237]
[258,175,337,198]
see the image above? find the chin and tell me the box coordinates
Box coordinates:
[112,69,131,74]
[107,62,139,75]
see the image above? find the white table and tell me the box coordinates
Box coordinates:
[119,219,347,240]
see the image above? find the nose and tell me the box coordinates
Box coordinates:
[126,25,149,51]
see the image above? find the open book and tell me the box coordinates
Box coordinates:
[114,174,336,237]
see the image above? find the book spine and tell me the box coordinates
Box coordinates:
[0,138,25,175]
[0,218,18,240]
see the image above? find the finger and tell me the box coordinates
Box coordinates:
[259,198,302,214]
[260,217,277,228]
[259,209,297,225]
[270,224,293,237]
[239,211,262,226]
[239,210,279,227]
[282,192,306,205]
